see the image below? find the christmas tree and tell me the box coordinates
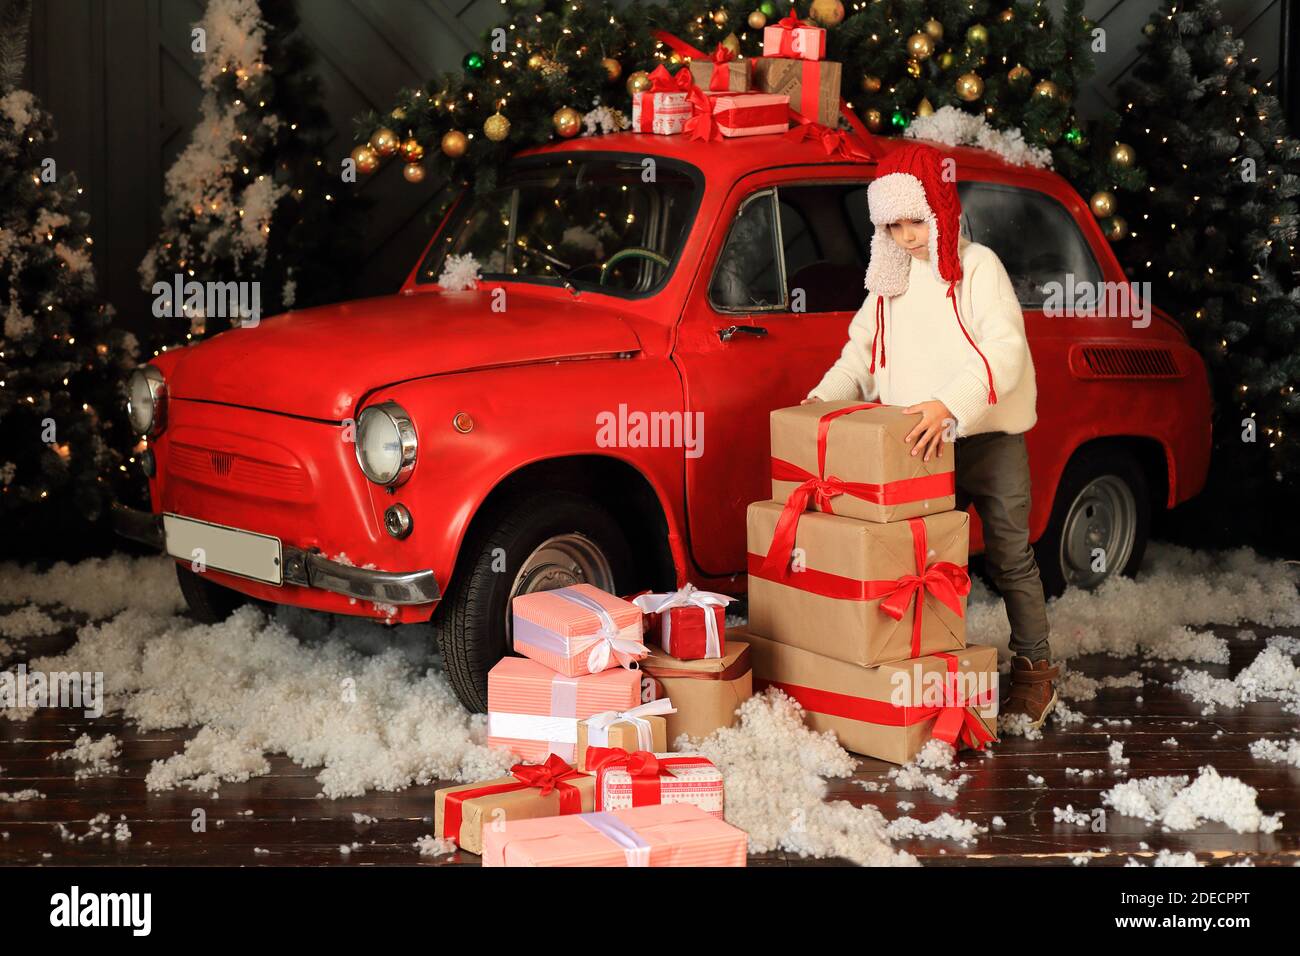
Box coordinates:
[1115,0,1300,544]
[354,0,1142,208]
[140,0,362,347]
[0,0,142,556]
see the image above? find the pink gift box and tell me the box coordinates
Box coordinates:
[481,803,748,867]
[587,752,725,817]
[511,584,646,677]
[762,22,826,61]
[631,91,691,134]
[487,657,642,762]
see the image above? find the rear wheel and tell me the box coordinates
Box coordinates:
[434,491,635,712]
[176,564,263,623]
[1035,447,1150,598]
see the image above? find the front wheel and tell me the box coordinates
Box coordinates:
[433,491,635,712]
[1035,447,1150,598]
[176,563,264,623]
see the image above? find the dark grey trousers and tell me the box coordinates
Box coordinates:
[954,431,1052,661]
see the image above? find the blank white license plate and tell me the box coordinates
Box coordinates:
[163,514,283,585]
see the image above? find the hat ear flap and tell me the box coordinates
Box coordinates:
[864,226,910,297]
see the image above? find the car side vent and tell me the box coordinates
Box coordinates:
[1071,345,1182,379]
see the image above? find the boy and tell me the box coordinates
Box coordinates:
[804,141,1058,728]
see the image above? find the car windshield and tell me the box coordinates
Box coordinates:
[417,155,700,296]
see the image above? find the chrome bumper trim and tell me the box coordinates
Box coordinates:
[112,506,440,606]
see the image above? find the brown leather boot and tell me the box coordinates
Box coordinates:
[1004,656,1060,729]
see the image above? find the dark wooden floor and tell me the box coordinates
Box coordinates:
[2,617,1298,867]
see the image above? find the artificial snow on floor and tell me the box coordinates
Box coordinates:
[1,541,1298,864]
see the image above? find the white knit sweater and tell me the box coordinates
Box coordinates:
[808,238,1037,437]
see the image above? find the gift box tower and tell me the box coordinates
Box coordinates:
[743,400,1000,764]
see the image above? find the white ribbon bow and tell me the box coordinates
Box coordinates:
[633,583,734,658]
[557,589,647,673]
[584,698,678,752]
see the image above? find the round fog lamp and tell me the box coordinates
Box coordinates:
[384,503,413,539]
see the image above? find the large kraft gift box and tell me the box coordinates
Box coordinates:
[743,630,999,764]
[640,641,752,743]
[482,803,747,867]
[511,583,646,677]
[752,56,842,128]
[769,401,956,524]
[747,501,970,667]
[487,657,641,762]
[434,755,596,855]
[688,45,750,92]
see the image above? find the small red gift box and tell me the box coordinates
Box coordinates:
[631,63,693,135]
[686,89,789,140]
[581,747,725,817]
[632,584,732,660]
[762,14,826,61]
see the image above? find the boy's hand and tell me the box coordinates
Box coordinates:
[800,396,823,406]
[903,400,955,462]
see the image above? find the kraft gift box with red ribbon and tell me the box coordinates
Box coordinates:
[752,55,842,128]
[581,747,725,817]
[640,641,753,743]
[482,803,748,867]
[762,13,826,60]
[770,400,957,525]
[632,584,733,661]
[511,583,646,678]
[688,42,751,92]
[747,501,970,667]
[434,754,596,855]
[631,64,693,134]
[743,630,999,765]
[574,699,674,771]
[686,88,789,139]
[487,657,642,763]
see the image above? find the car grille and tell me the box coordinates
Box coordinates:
[170,442,308,496]
[1071,345,1181,379]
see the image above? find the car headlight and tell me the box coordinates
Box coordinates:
[126,365,166,437]
[355,401,417,486]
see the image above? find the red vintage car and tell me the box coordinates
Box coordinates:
[114,129,1211,711]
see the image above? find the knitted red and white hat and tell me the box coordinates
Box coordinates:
[864,140,963,295]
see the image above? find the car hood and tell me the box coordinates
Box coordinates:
[164,288,643,421]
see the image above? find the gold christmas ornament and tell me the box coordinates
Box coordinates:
[861,74,882,93]
[553,106,582,138]
[809,0,845,26]
[627,70,652,95]
[956,72,984,101]
[369,127,400,158]
[403,162,426,184]
[1090,191,1116,218]
[1110,142,1136,167]
[907,33,935,60]
[528,52,547,70]
[865,108,883,132]
[401,138,424,162]
[917,97,934,117]
[668,52,684,67]
[966,24,988,45]
[906,59,922,78]
[998,8,1014,23]
[1033,79,1059,99]
[748,10,767,29]
[601,57,622,83]
[484,112,511,142]
[1008,64,1031,83]
[712,8,728,25]
[350,144,379,176]
[390,106,407,121]
[440,129,468,158]
[722,33,741,56]
[1104,216,1128,241]
[924,18,943,40]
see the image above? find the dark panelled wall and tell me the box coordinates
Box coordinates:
[14,0,1288,336]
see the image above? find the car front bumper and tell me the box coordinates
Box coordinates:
[111,504,441,607]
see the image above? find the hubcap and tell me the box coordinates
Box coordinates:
[1059,475,1137,590]
[505,533,614,641]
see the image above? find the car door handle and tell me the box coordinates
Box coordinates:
[717,324,769,342]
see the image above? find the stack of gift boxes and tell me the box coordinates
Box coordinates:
[630,11,844,139]
[740,401,1000,765]
[434,582,754,865]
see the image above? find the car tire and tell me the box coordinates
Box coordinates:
[1035,446,1150,598]
[434,491,636,713]
[176,563,262,623]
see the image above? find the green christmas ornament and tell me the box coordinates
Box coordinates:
[1064,126,1083,146]
[463,52,485,73]
[890,109,909,130]
[759,1,777,18]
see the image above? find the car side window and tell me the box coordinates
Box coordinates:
[957,181,1103,308]
[710,182,871,314]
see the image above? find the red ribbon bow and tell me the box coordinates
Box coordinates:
[773,12,803,57]
[877,518,971,658]
[784,121,872,162]
[584,746,713,808]
[930,652,997,750]
[685,85,720,141]
[441,754,583,848]
[707,42,736,91]
[647,63,693,94]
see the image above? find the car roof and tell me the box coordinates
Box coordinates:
[514,128,1051,184]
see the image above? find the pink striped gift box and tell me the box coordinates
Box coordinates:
[481,803,748,867]
[511,584,646,677]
